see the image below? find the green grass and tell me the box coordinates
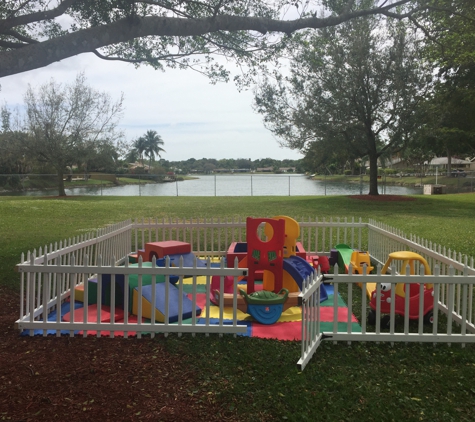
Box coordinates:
[316,173,475,190]
[164,336,475,422]
[2,193,475,421]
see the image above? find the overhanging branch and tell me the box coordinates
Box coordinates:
[0,1,418,78]
[0,0,78,32]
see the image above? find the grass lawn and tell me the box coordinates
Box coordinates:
[315,173,475,192]
[1,193,475,421]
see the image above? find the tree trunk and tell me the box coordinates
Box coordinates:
[368,153,380,196]
[57,171,66,197]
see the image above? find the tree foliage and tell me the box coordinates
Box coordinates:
[141,130,165,168]
[414,0,475,169]
[420,0,475,70]
[254,7,431,195]
[0,1,429,79]
[130,130,165,168]
[20,73,124,196]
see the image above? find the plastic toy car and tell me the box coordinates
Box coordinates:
[368,251,434,327]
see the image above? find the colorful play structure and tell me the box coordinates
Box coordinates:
[71,216,331,326]
[69,216,433,329]
[212,216,330,324]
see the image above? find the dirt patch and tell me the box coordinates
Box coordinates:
[349,195,417,202]
[0,286,238,421]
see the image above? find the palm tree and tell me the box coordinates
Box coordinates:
[142,130,165,170]
[133,136,147,167]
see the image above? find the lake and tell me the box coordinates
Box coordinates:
[8,174,422,196]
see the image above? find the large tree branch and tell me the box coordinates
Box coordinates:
[4,29,39,44]
[0,0,78,32]
[0,1,415,78]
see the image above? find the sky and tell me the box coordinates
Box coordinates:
[1,52,302,163]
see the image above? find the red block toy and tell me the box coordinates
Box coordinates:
[137,241,191,262]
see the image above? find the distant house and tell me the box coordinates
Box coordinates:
[279,167,296,173]
[128,162,150,173]
[384,157,408,170]
[426,157,471,170]
[363,156,409,170]
[256,167,273,172]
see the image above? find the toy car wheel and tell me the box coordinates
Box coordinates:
[367,309,376,325]
[423,311,434,325]
[381,315,391,329]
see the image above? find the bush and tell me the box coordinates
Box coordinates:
[0,175,23,190]
[344,169,353,175]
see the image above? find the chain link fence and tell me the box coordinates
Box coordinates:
[0,172,474,197]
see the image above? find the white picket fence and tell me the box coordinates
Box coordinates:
[15,217,475,371]
[16,252,248,337]
[298,220,475,370]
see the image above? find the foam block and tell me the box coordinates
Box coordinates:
[128,253,139,264]
[73,280,98,304]
[132,283,201,323]
[62,304,124,323]
[139,241,191,261]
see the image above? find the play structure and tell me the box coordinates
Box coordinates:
[68,222,436,329]
[367,251,434,326]
[71,216,332,326]
[212,216,329,323]
[331,243,375,298]
[333,243,374,275]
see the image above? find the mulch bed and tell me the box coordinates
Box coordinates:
[0,195,414,420]
[348,195,416,201]
[0,286,238,421]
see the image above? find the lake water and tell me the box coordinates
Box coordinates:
[9,174,422,196]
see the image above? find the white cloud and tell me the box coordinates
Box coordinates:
[1,53,301,162]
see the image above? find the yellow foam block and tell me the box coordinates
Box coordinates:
[132,289,165,322]
[278,306,302,322]
[204,305,250,320]
[74,283,85,303]
[182,275,208,285]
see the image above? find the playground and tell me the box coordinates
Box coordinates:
[15,215,475,370]
[4,193,475,421]
[20,216,362,341]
